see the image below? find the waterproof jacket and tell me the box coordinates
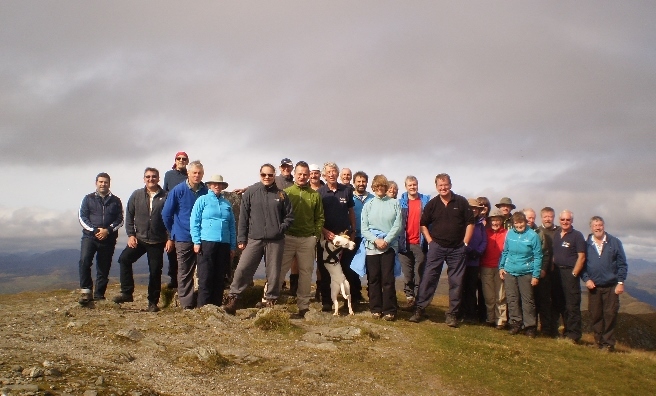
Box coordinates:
[79,192,124,240]
[582,233,628,287]
[238,182,294,243]
[161,181,208,242]
[499,227,542,278]
[398,192,431,253]
[465,217,488,267]
[125,187,168,243]
[190,192,236,249]
[284,184,324,238]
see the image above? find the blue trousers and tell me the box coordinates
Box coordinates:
[79,236,117,299]
[415,241,466,317]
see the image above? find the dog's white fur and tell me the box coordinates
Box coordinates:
[320,234,356,316]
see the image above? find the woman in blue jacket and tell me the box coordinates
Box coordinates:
[191,175,236,307]
[499,212,543,337]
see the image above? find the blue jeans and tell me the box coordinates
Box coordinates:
[117,240,164,304]
[415,241,466,317]
[79,236,117,299]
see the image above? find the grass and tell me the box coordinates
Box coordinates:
[254,309,293,332]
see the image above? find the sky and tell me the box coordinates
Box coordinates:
[1,1,655,260]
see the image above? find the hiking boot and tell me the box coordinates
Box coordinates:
[223,295,239,315]
[383,313,396,322]
[408,308,425,323]
[524,326,537,338]
[112,293,134,304]
[322,303,333,312]
[256,299,276,309]
[508,322,522,335]
[166,281,177,290]
[372,312,382,319]
[400,297,416,312]
[78,291,92,306]
[289,274,299,296]
[496,323,506,330]
[293,309,309,319]
[147,303,160,312]
[445,314,458,328]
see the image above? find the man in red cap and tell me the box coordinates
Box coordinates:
[162,151,189,288]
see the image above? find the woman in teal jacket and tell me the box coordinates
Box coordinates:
[499,212,542,337]
[191,175,236,307]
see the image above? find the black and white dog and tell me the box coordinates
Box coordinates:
[320,233,356,316]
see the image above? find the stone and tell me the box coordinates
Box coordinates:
[11,365,23,372]
[45,368,62,377]
[298,341,338,351]
[95,376,105,385]
[140,338,166,352]
[115,328,145,342]
[84,390,98,396]
[4,384,40,392]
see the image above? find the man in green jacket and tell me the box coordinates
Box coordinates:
[279,161,325,317]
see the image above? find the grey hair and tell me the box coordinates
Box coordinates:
[323,162,339,174]
[188,160,203,170]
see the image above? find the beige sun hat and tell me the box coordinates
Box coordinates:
[205,174,229,189]
[467,198,484,207]
[488,208,505,219]
[495,197,516,209]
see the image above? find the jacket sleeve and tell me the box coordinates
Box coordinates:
[228,203,237,250]
[383,201,403,244]
[475,224,487,255]
[360,202,377,243]
[581,241,591,282]
[279,191,294,234]
[538,231,549,270]
[108,196,124,233]
[237,189,250,243]
[161,189,177,235]
[531,233,543,278]
[125,191,137,237]
[614,237,628,282]
[189,197,204,245]
[499,236,509,270]
[314,194,325,239]
[78,195,95,233]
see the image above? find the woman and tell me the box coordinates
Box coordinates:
[461,198,487,323]
[480,209,508,329]
[476,196,491,227]
[386,181,399,199]
[190,174,236,307]
[498,212,542,337]
[361,175,402,321]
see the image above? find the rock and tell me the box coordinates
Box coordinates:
[45,368,62,377]
[140,338,166,352]
[323,326,361,341]
[4,384,40,392]
[42,360,54,368]
[109,351,135,364]
[298,341,338,351]
[84,390,98,396]
[11,365,23,372]
[116,328,145,342]
[95,376,105,385]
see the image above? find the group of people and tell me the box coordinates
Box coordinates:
[78,153,627,350]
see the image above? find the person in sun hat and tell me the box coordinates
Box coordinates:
[495,197,516,230]
[190,174,236,308]
[480,208,508,329]
[460,198,488,324]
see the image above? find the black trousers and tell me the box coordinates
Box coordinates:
[366,249,397,315]
[79,236,117,299]
[588,285,619,347]
[117,241,165,304]
[197,241,231,307]
[534,270,555,335]
[553,267,582,340]
[461,266,480,321]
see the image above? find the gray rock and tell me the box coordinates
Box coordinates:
[22,367,44,378]
[115,328,145,342]
[298,341,338,351]
[140,338,166,352]
[42,360,54,368]
[323,326,361,341]
[84,390,98,396]
[45,368,62,377]
[4,384,40,392]
[95,376,105,385]
[11,365,23,372]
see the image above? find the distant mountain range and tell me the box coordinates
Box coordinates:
[1,249,655,307]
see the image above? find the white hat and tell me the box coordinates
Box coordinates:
[205,174,229,189]
[309,163,320,172]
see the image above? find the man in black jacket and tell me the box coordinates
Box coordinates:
[78,172,123,305]
[112,168,168,312]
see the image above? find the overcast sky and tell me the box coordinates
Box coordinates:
[1,1,655,260]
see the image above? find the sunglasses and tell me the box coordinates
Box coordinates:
[560,218,572,222]
[144,175,159,179]
[260,173,275,178]
[176,157,188,161]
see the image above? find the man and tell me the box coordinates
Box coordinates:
[113,168,168,312]
[409,173,475,327]
[162,151,189,289]
[317,162,357,311]
[279,161,325,317]
[223,164,294,314]
[386,181,399,199]
[78,173,124,305]
[552,209,586,342]
[308,163,324,191]
[536,206,560,337]
[523,207,553,335]
[397,176,430,311]
[161,160,208,309]
[340,167,353,187]
[343,170,373,303]
[275,158,294,190]
[582,216,627,351]
[495,197,516,230]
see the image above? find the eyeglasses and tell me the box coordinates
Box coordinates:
[560,218,572,222]
[260,173,274,178]
[176,157,188,161]
[144,175,159,179]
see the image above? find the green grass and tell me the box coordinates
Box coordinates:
[413,322,656,395]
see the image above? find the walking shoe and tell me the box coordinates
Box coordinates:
[292,309,309,319]
[383,313,396,322]
[112,293,134,304]
[166,281,178,290]
[78,291,92,306]
[524,327,537,338]
[223,295,239,315]
[445,314,458,328]
[495,323,506,330]
[400,297,416,312]
[508,322,522,335]
[372,312,382,319]
[322,304,333,312]
[147,303,160,312]
[408,308,425,323]
[256,299,276,309]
